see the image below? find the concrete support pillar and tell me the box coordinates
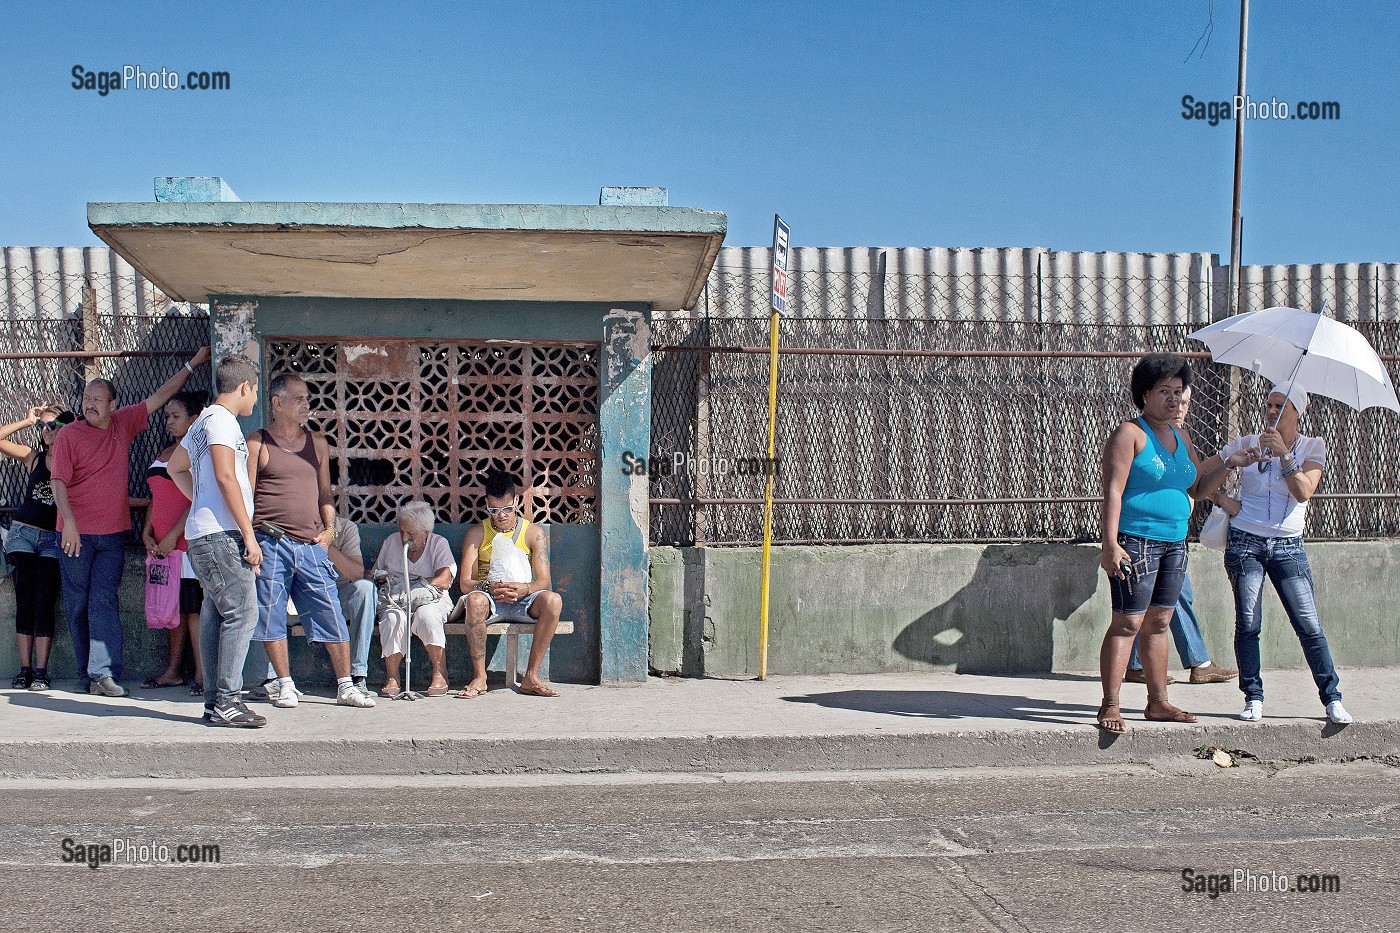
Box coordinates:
[599,308,652,683]
[209,296,261,423]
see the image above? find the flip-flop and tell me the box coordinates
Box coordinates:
[425,684,449,697]
[518,682,559,698]
[454,685,485,699]
[140,677,185,690]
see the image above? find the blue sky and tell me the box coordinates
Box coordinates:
[1,1,1395,263]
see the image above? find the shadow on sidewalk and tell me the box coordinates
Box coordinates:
[782,689,1097,726]
[2,691,194,724]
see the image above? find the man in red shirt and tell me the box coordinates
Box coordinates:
[52,347,211,696]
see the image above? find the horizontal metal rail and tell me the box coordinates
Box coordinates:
[0,350,194,360]
[650,493,1400,506]
[653,345,1400,363]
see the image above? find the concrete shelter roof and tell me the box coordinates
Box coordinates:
[87,201,727,309]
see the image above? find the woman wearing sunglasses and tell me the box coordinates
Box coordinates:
[1211,385,1351,725]
[0,405,77,691]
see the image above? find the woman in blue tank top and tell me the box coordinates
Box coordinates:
[1097,353,1235,733]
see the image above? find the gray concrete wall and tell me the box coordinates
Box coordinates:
[649,542,1400,677]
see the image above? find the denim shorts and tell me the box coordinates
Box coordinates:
[1109,533,1188,616]
[485,589,542,623]
[4,522,62,562]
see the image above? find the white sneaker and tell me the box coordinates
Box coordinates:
[338,686,376,708]
[1240,700,1263,722]
[272,682,302,709]
[1325,701,1353,724]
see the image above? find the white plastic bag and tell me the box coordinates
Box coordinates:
[1199,506,1230,552]
[488,534,533,583]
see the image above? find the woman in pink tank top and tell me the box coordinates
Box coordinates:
[139,393,207,695]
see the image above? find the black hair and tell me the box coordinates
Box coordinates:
[167,391,206,418]
[483,468,518,501]
[85,378,117,401]
[1130,353,1192,409]
[214,354,259,395]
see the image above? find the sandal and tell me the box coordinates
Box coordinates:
[10,670,32,690]
[454,684,485,699]
[189,681,204,697]
[27,671,50,692]
[1144,700,1198,724]
[1097,699,1126,734]
[140,677,186,690]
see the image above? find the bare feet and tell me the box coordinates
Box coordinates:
[518,677,559,698]
[1097,699,1125,734]
[1144,697,1198,723]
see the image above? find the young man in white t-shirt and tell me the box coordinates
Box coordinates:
[167,355,266,728]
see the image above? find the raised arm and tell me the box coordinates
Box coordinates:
[0,407,46,464]
[145,347,211,416]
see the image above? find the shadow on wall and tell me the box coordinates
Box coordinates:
[892,544,1100,674]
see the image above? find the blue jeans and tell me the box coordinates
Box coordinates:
[59,532,127,684]
[260,577,378,680]
[1128,573,1211,670]
[187,531,260,707]
[1224,526,1341,705]
[254,534,348,644]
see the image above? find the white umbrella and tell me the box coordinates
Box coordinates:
[1189,306,1400,420]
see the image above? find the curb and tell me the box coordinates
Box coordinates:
[7,720,1400,780]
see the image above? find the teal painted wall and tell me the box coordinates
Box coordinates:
[206,293,627,684]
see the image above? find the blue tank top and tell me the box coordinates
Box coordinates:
[1119,418,1196,542]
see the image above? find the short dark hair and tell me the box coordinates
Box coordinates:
[167,391,206,418]
[85,378,117,401]
[483,468,517,501]
[214,354,259,395]
[267,372,305,399]
[1130,353,1192,409]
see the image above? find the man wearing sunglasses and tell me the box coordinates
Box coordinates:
[451,468,563,698]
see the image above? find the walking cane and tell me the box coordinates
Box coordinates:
[394,536,425,701]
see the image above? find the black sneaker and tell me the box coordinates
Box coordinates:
[10,669,32,690]
[202,705,216,723]
[208,700,268,728]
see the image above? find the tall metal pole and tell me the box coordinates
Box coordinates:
[1227,0,1250,318]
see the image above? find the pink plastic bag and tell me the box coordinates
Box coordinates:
[144,553,182,630]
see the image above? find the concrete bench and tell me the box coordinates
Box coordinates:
[287,618,574,685]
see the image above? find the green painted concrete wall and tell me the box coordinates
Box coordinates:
[649,542,1400,677]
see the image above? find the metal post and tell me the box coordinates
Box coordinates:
[758,307,779,681]
[394,537,424,700]
[1227,0,1250,318]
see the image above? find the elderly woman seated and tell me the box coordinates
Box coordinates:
[371,501,456,697]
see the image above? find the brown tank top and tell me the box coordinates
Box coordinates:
[251,428,324,543]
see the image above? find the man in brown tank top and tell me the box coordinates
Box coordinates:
[246,374,374,710]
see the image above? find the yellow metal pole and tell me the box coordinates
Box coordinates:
[758,307,780,680]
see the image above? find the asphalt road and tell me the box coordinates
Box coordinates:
[2,760,1397,932]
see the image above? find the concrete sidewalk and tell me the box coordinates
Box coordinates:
[3,668,1396,779]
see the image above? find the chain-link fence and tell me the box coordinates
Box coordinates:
[0,298,210,520]
[651,272,1400,546]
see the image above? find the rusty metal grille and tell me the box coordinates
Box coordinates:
[265,338,600,526]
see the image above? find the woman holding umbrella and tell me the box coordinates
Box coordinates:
[1212,386,1351,724]
[1189,305,1397,725]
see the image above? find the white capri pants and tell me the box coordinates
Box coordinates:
[378,591,452,657]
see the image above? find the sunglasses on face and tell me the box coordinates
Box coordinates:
[39,421,59,431]
[485,504,518,517]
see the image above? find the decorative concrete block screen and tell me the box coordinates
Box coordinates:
[265,338,599,526]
